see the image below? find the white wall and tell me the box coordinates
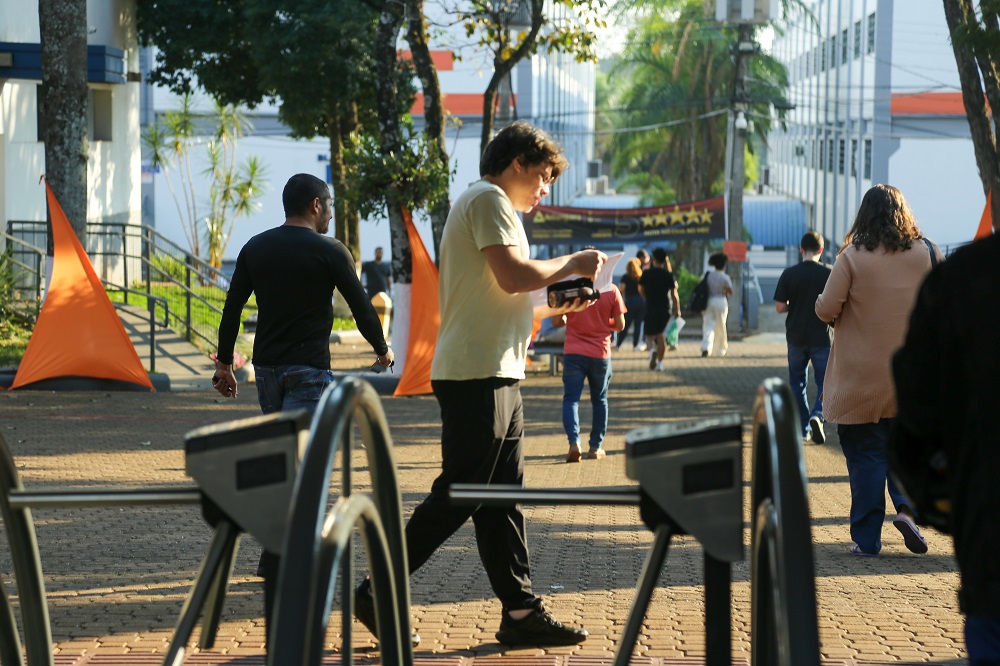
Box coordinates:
[889,137,983,247]
[1,0,141,230]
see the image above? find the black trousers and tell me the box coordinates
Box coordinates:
[404,377,537,611]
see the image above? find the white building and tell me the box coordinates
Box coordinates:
[1,1,141,249]
[767,0,983,250]
[141,3,596,265]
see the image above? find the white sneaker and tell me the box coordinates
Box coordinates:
[655,361,664,371]
[637,343,648,352]
[808,417,826,444]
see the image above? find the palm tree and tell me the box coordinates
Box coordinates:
[605,0,790,203]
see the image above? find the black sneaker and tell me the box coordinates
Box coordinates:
[495,607,588,646]
[354,580,421,647]
[809,416,826,444]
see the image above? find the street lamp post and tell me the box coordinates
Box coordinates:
[726,26,754,333]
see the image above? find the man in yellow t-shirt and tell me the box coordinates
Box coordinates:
[355,122,606,647]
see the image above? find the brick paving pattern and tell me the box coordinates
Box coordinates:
[0,332,966,664]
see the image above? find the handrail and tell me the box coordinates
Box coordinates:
[6,221,241,356]
[749,378,820,666]
[103,282,169,373]
[269,377,414,666]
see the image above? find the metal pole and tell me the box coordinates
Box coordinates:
[704,553,731,666]
[148,297,157,374]
[185,257,193,344]
[728,23,753,335]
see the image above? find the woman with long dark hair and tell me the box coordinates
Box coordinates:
[638,248,680,371]
[616,257,646,350]
[816,184,944,557]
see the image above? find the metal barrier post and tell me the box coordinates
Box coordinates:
[269,378,414,666]
[451,412,742,666]
[749,378,820,666]
[0,570,24,666]
[0,433,54,666]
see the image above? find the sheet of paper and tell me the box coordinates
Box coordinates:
[529,252,625,310]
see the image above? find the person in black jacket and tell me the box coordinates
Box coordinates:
[213,173,393,403]
[774,231,833,444]
[892,233,1000,664]
[212,173,394,636]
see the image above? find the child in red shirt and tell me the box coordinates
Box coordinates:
[551,286,626,462]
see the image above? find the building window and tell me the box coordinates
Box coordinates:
[867,12,876,54]
[838,139,845,174]
[821,40,827,71]
[854,21,862,59]
[36,85,45,141]
[89,89,113,142]
[851,139,858,176]
[813,46,819,74]
[828,139,835,172]
[819,139,825,169]
[841,28,849,63]
[864,139,872,178]
[831,34,838,68]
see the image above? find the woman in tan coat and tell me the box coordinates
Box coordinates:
[816,184,943,557]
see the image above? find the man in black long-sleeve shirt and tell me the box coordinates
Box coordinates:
[213,173,394,635]
[213,173,393,403]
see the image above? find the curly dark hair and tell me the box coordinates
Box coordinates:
[839,184,923,255]
[480,121,570,181]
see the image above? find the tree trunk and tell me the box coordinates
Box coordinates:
[340,103,362,262]
[376,1,411,281]
[943,0,1000,230]
[39,0,89,250]
[479,0,545,157]
[405,0,449,261]
[328,114,349,249]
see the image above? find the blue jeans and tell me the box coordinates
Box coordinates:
[838,419,908,554]
[787,344,830,435]
[966,615,1000,665]
[561,353,611,450]
[254,364,335,416]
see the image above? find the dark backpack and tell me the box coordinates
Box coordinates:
[687,271,710,312]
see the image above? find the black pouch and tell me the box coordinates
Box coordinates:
[547,277,599,308]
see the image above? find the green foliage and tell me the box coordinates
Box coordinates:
[343,123,454,220]
[673,264,702,311]
[616,173,677,206]
[0,246,35,366]
[143,95,267,268]
[149,253,189,283]
[460,0,607,64]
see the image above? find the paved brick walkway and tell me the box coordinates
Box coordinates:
[0,334,966,664]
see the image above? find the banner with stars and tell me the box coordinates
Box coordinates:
[523,196,725,244]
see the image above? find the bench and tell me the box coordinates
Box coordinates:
[530,345,564,376]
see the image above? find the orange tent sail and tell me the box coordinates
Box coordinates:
[975,188,994,240]
[10,181,153,391]
[394,207,439,397]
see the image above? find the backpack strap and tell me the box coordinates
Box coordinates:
[922,238,938,269]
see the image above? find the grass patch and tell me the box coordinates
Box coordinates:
[0,318,31,368]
